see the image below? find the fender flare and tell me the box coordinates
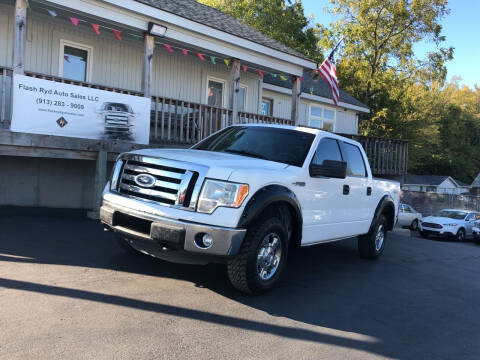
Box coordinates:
[237,185,302,237]
[370,195,396,232]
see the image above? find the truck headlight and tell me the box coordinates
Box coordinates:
[197,180,249,214]
[110,159,124,191]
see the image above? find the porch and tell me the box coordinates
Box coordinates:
[0,65,407,177]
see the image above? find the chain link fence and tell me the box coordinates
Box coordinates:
[401,190,480,216]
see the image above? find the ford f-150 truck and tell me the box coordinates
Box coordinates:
[101,124,400,294]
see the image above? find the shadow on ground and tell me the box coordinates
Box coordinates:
[1,208,479,359]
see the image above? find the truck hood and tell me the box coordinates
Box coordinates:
[129,148,289,180]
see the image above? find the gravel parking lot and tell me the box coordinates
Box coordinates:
[1,209,479,360]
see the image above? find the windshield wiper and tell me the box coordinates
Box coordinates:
[223,149,267,160]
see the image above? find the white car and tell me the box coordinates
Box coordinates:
[419,209,480,241]
[100,124,400,294]
[473,222,480,244]
[397,203,422,230]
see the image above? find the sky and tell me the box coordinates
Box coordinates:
[302,0,479,88]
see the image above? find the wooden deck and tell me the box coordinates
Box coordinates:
[0,66,407,176]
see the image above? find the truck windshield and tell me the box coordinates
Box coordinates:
[102,103,132,112]
[193,126,315,167]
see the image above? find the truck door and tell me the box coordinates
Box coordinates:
[300,137,350,244]
[339,141,373,236]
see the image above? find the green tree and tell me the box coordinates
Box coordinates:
[198,0,321,61]
[317,0,453,108]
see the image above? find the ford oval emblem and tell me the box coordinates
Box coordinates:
[134,173,156,188]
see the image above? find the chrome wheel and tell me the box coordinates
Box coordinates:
[256,232,282,281]
[457,229,465,242]
[375,224,385,252]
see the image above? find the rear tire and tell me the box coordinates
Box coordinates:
[410,219,419,231]
[227,217,288,294]
[358,214,387,259]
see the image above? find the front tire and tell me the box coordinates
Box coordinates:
[227,217,288,294]
[358,214,387,259]
[456,228,466,242]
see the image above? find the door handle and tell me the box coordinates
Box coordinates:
[343,184,350,195]
[367,187,372,196]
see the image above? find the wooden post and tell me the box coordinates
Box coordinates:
[87,150,107,219]
[229,59,240,124]
[13,0,27,75]
[291,76,301,125]
[142,34,154,98]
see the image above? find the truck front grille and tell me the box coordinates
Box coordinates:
[117,157,196,207]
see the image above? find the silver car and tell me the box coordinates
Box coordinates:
[398,203,422,230]
[419,209,480,241]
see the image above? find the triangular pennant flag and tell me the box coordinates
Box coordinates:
[258,70,264,78]
[91,23,100,35]
[242,65,248,73]
[196,52,205,61]
[181,49,188,56]
[280,75,287,81]
[70,17,79,27]
[164,44,174,53]
[132,34,142,41]
[47,9,57,17]
[223,59,230,68]
[113,29,122,40]
[210,56,216,65]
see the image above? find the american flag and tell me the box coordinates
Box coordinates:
[318,39,342,106]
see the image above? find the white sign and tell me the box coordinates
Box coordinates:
[11,74,151,144]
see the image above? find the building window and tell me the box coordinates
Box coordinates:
[206,77,226,108]
[309,104,336,132]
[59,40,92,82]
[261,98,273,116]
[238,85,247,111]
[426,186,436,192]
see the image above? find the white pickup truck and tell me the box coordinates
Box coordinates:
[101,124,400,294]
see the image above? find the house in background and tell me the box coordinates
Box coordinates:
[470,174,480,195]
[0,0,408,210]
[402,175,471,195]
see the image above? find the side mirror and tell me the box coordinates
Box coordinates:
[310,160,347,179]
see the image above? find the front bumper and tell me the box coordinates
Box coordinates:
[100,200,246,259]
[419,225,455,238]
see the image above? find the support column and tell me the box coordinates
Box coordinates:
[142,34,155,98]
[291,76,301,125]
[12,0,27,75]
[87,150,107,219]
[229,59,241,124]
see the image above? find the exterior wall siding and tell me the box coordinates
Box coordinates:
[262,89,359,134]
[0,4,261,113]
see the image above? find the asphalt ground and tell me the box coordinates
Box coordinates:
[1,209,479,359]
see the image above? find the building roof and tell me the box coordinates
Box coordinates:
[135,0,312,61]
[263,70,369,111]
[472,173,480,187]
[404,175,470,187]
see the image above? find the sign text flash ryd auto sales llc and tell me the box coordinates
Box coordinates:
[11,74,151,144]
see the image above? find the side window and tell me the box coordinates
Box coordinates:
[403,206,412,213]
[342,142,367,177]
[466,213,474,221]
[312,138,342,166]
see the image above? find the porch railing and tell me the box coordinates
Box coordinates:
[340,133,408,176]
[150,96,233,145]
[0,66,409,176]
[238,110,294,126]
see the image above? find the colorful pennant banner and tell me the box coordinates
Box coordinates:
[91,23,100,35]
[70,17,79,26]
[113,29,122,41]
[164,44,174,53]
